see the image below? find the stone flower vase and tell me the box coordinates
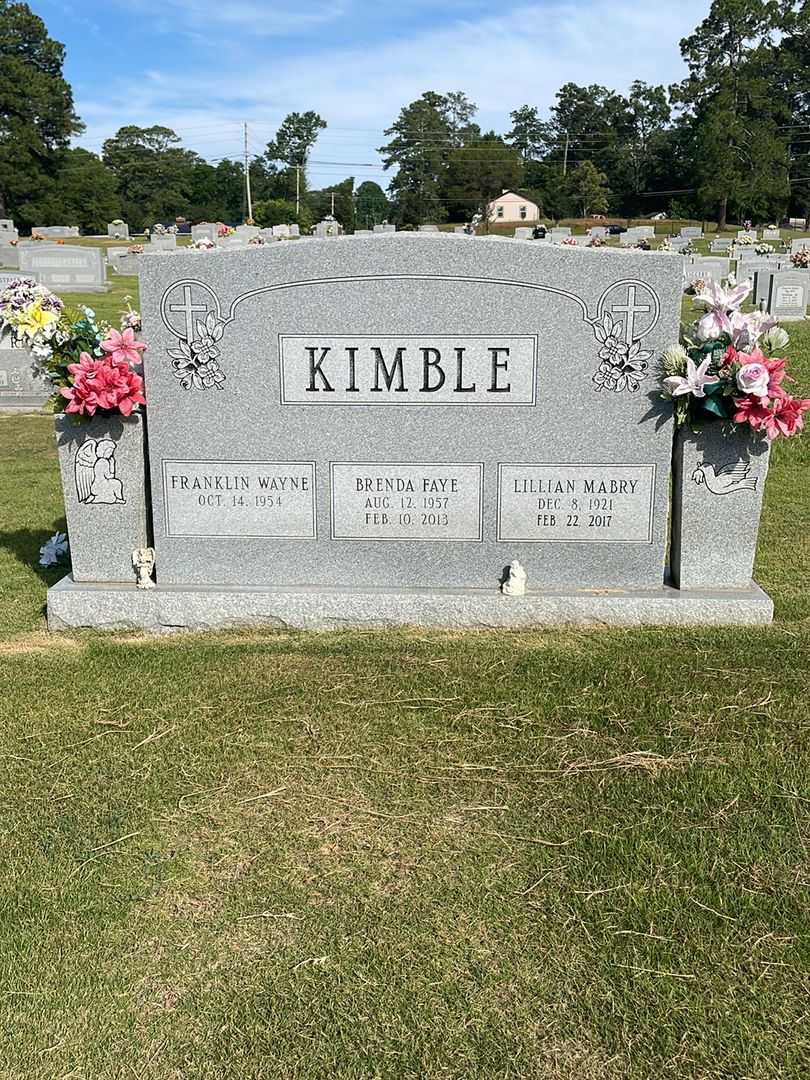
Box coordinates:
[54,411,150,583]
[670,423,771,590]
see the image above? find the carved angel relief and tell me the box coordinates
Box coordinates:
[74,439,126,505]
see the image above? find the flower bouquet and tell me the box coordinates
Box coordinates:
[666,276,808,591]
[561,236,578,246]
[737,234,754,246]
[588,236,605,248]
[0,277,146,419]
[634,238,651,251]
[662,278,809,441]
[193,237,215,250]
[120,296,141,334]
[755,243,775,255]
[791,248,810,269]
[218,225,235,238]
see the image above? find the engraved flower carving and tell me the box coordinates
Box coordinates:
[168,311,226,391]
[591,312,651,393]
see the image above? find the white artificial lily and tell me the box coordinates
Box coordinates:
[663,355,715,398]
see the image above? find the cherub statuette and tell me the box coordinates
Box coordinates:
[132,547,156,590]
[501,560,527,596]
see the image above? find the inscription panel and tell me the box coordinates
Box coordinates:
[279,335,537,405]
[775,285,804,308]
[330,462,483,541]
[162,460,316,539]
[497,464,655,543]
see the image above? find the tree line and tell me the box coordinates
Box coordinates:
[0,0,808,233]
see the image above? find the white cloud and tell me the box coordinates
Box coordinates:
[75,0,710,185]
[110,0,348,37]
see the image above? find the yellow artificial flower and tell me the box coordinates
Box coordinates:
[17,301,58,339]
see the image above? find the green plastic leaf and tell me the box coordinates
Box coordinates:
[701,396,729,418]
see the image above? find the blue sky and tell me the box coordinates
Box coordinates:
[35,0,710,188]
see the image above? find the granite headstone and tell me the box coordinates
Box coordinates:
[18,244,106,292]
[135,235,681,597]
[767,270,810,321]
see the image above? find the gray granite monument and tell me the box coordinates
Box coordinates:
[766,270,809,321]
[32,226,79,239]
[46,235,773,629]
[18,243,106,292]
[0,273,50,411]
[0,347,50,411]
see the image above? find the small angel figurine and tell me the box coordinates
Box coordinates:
[501,559,527,596]
[132,547,156,590]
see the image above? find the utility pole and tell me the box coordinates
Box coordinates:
[562,131,570,177]
[331,191,336,216]
[295,165,301,217]
[244,122,253,222]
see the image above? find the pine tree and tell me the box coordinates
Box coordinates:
[0,0,83,222]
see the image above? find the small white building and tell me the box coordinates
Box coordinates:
[487,190,540,224]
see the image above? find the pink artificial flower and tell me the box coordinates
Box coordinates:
[60,352,146,417]
[764,395,810,440]
[697,309,731,341]
[694,279,751,342]
[732,395,773,435]
[736,361,770,398]
[730,348,789,401]
[763,357,788,398]
[100,327,147,366]
[733,392,810,441]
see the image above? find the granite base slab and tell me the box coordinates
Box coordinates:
[47,577,774,632]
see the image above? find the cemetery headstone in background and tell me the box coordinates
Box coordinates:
[0,269,50,410]
[32,226,79,239]
[19,244,106,292]
[108,248,141,276]
[107,222,130,239]
[235,225,260,241]
[0,220,19,244]
[684,257,730,286]
[191,224,219,244]
[767,270,810,321]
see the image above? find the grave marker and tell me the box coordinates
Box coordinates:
[32,225,79,239]
[18,243,106,292]
[767,270,810,321]
[47,236,772,628]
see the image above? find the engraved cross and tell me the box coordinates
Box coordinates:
[611,286,651,344]
[169,285,207,342]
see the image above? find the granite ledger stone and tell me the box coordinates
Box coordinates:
[138,235,681,592]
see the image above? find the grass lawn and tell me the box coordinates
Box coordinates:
[0,282,809,1078]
